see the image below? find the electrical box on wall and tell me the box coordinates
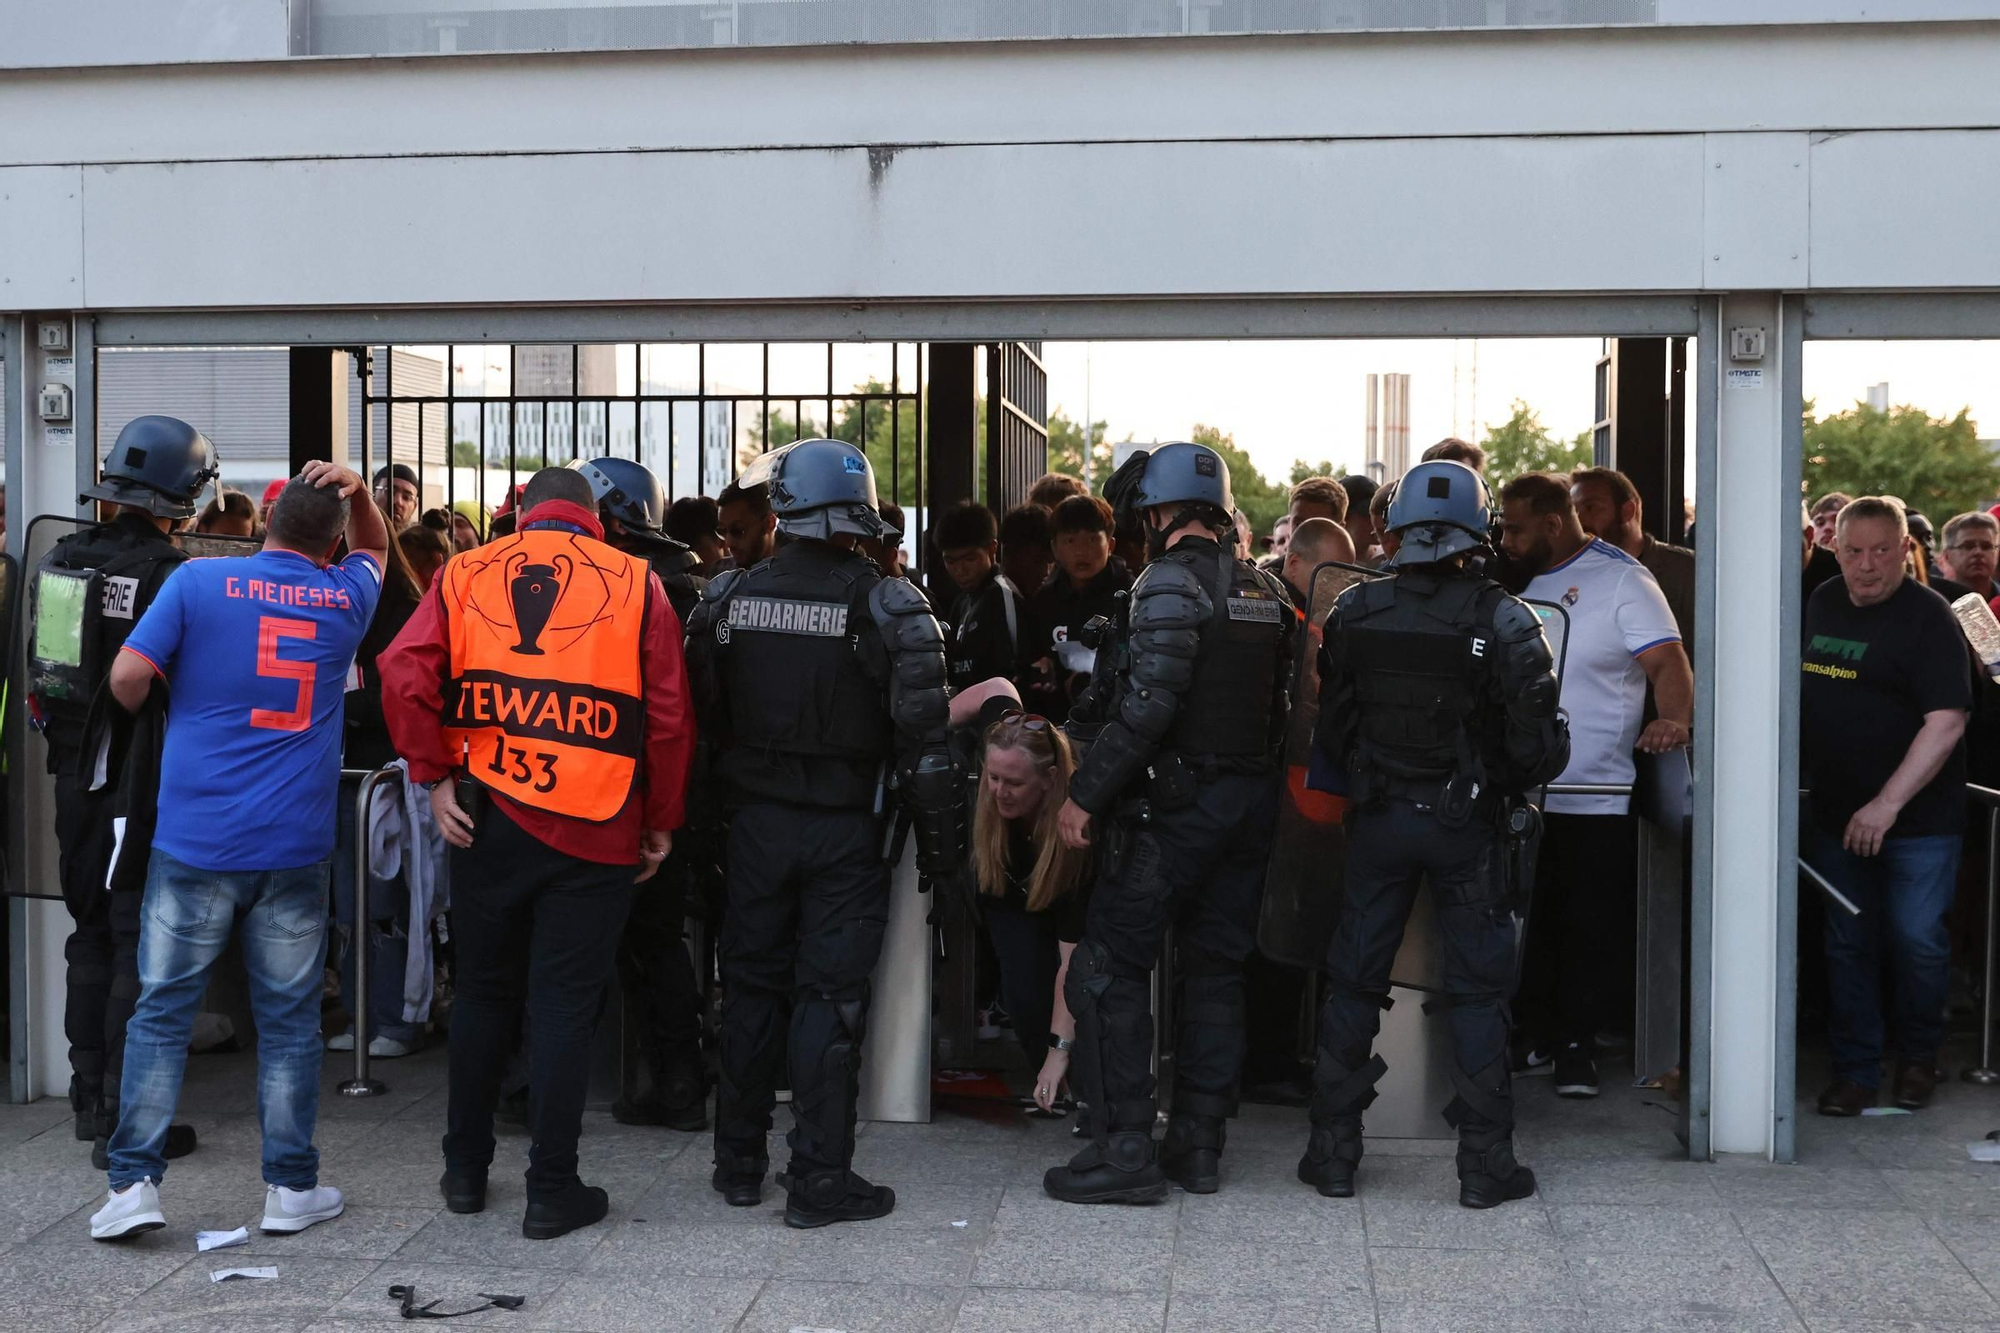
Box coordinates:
[37,320,71,353]
[1729,327,1767,362]
[38,383,73,422]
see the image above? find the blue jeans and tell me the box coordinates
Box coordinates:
[1806,824,1961,1089]
[110,849,331,1190]
[331,776,418,1044]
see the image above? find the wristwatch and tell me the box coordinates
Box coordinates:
[1048,1035,1073,1052]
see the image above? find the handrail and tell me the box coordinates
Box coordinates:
[337,765,402,1099]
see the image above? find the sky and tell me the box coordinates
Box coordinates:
[1039,339,2000,485]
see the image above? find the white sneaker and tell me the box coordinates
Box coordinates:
[325,1031,355,1052]
[368,1034,417,1059]
[261,1183,344,1234]
[91,1178,166,1241]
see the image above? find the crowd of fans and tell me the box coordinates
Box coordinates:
[70,429,2000,1240]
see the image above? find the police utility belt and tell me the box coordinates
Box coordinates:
[1132,749,1273,813]
[1366,772,1501,826]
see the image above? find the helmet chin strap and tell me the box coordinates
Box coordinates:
[1148,504,1228,558]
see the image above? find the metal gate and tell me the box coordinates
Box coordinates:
[984,341,1049,512]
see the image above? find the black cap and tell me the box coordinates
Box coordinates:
[374,463,420,488]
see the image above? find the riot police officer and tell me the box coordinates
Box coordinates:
[1298,459,1569,1209]
[29,416,218,1169]
[685,439,959,1228]
[575,456,712,1132]
[1043,442,1295,1205]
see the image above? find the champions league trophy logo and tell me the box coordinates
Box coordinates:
[504,550,572,656]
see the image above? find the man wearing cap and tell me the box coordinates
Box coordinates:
[27,416,217,1173]
[381,466,695,1240]
[373,463,422,532]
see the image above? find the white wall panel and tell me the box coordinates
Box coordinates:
[2,23,1998,169]
[79,136,1706,309]
[1809,130,2000,290]
[1704,132,1809,290]
[0,166,84,307]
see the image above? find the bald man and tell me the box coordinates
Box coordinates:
[1280,517,1357,610]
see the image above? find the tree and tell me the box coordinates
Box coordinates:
[748,381,924,504]
[1803,399,2000,525]
[1479,400,1593,489]
[1190,423,1291,540]
[1288,458,1353,485]
[1045,407,1115,484]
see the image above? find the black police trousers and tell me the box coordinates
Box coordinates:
[716,803,888,1176]
[615,850,706,1096]
[54,759,143,1120]
[1073,771,1276,1136]
[1313,800,1517,1144]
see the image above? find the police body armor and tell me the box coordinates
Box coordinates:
[28,516,185,759]
[625,531,706,623]
[1327,567,1567,823]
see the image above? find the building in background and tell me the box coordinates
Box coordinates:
[1364,372,1412,481]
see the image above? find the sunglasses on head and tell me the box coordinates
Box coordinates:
[997,711,1051,732]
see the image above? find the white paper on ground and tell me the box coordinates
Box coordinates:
[196,1227,249,1252]
[1968,1139,2000,1162]
[788,1327,847,1333]
[1859,1107,1912,1117]
[210,1267,278,1283]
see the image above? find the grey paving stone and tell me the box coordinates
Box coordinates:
[0,1167,112,1245]
[1568,1243,1795,1316]
[319,1259,579,1328]
[0,1101,73,1148]
[1549,1202,1744,1252]
[524,1272,761,1333]
[1588,1314,1806,1333]
[1375,1305,1597,1333]
[1363,1196,1557,1250]
[1172,1238,1372,1300]
[955,1287,1166,1333]
[1179,1183,1364,1247]
[0,1304,108,1333]
[1368,1247,1578,1309]
[1344,1152,1462,1202]
[1803,1321,2000,1333]
[0,1240,191,1307]
[1166,1292,1377,1333]
[1533,1156,1724,1207]
[993,1182,1181,1237]
[851,1134,1027,1184]
[1928,1209,2000,1293]
[630,1172,787,1226]
[972,1229,1173,1294]
[235,1205,438,1259]
[1740,1208,1999,1321]
[392,1203,614,1271]
[582,1219,789,1276]
[1712,1161,1907,1211]
[1886,1169,2000,1218]
[780,1219,982,1286]
[91,1254,380,1333]
[738,1279,962,1333]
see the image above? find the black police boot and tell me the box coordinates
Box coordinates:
[71,1076,98,1143]
[1044,1129,1169,1205]
[1159,1113,1226,1195]
[1457,1134,1536,1210]
[1297,1120,1364,1198]
[782,1167,895,1229]
[522,1179,610,1240]
[614,1056,709,1133]
[711,1145,768,1207]
[439,1167,487,1214]
[92,1102,196,1171]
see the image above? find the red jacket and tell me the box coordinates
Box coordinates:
[379,499,694,864]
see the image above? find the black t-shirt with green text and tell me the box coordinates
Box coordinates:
[1801,576,1972,837]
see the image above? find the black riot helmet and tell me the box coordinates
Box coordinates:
[571,456,667,535]
[1384,459,1494,568]
[81,415,220,520]
[735,438,896,542]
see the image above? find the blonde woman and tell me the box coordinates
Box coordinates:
[956,687,1092,1112]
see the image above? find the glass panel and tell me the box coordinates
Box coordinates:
[766,342,830,397]
[421,402,450,497]
[704,343,763,397]
[608,400,637,459]
[453,346,511,397]
[642,344,698,396]
[793,399,827,444]
[576,344,622,397]
[829,398,864,446]
[834,342,893,395]
[576,401,608,457]
[641,402,675,492]
[702,401,734,490]
[672,401,703,498]
[545,401,575,461]
[514,345,575,397]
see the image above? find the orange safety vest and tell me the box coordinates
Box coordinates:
[441,527,648,822]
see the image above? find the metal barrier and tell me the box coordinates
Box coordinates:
[337,764,403,1099]
[1964,785,2000,1086]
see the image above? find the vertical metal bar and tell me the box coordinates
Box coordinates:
[697,343,707,493]
[1771,295,1805,1165]
[447,346,456,512]
[5,317,30,1103]
[1968,804,2000,1083]
[1687,298,1720,1162]
[338,768,391,1098]
[915,343,925,578]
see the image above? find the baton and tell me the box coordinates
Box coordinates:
[1797,857,1862,916]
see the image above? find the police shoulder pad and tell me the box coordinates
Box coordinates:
[1487,590,1546,641]
[870,575,932,620]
